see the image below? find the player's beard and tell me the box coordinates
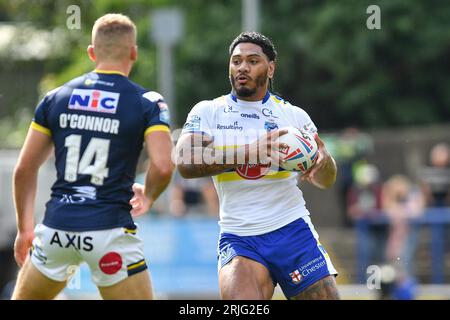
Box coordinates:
[230,71,268,98]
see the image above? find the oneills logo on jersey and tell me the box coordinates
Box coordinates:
[69,89,120,114]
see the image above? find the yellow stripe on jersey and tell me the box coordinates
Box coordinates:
[127,260,146,270]
[144,125,170,137]
[31,121,52,137]
[93,69,126,77]
[216,170,291,182]
[212,145,292,182]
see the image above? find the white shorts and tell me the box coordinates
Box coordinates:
[30,223,148,287]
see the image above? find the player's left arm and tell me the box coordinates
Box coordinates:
[301,134,337,189]
[13,126,53,266]
[143,129,174,201]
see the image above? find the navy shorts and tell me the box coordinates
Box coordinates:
[217,215,338,299]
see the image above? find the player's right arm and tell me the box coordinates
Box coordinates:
[176,131,287,179]
[175,100,239,178]
[176,132,242,178]
[13,125,53,267]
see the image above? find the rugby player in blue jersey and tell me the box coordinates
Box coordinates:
[12,14,173,299]
[175,32,340,300]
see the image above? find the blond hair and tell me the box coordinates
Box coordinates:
[91,13,137,61]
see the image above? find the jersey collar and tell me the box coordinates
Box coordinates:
[230,91,271,105]
[93,69,127,77]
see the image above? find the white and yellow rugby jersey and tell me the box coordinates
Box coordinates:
[181,92,317,236]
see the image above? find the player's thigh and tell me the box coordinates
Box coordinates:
[291,275,340,300]
[219,256,274,300]
[83,226,152,298]
[12,259,67,300]
[97,269,153,300]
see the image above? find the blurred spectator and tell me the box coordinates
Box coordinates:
[330,127,374,227]
[418,143,450,286]
[169,170,219,217]
[347,164,383,220]
[347,164,387,267]
[419,143,450,208]
[381,174,425,299]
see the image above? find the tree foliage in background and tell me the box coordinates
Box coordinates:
[0,0,449,147]
[264,0,450,129]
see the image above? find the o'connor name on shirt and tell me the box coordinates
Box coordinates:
[59,113,120,135]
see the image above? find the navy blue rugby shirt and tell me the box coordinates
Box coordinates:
[32,70,170,231]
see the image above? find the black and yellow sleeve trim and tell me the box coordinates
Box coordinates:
[127,259,148,276]
[144,124,170,137]
[31,121,52,137]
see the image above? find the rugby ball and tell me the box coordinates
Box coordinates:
[277,127,318,172]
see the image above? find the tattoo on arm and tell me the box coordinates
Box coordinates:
[176,133,246,178]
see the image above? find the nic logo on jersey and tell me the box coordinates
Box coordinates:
[69,89,120,114]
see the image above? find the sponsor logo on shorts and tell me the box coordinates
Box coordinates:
[218,244,235,267]
[295,256,327,279]
[31,239,47,264]
[99,252,123,275]
[318,243,330,259]
[289,270,303,284]
[49,231,94,252]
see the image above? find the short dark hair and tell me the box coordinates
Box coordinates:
[229,32,277,62]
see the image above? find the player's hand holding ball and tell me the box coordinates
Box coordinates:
[277,126,335,188]
[277,127,318,173]
[246,128,289,166]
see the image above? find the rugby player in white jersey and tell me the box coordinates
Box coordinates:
[176,32,340,300]
[12,14,173,299]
